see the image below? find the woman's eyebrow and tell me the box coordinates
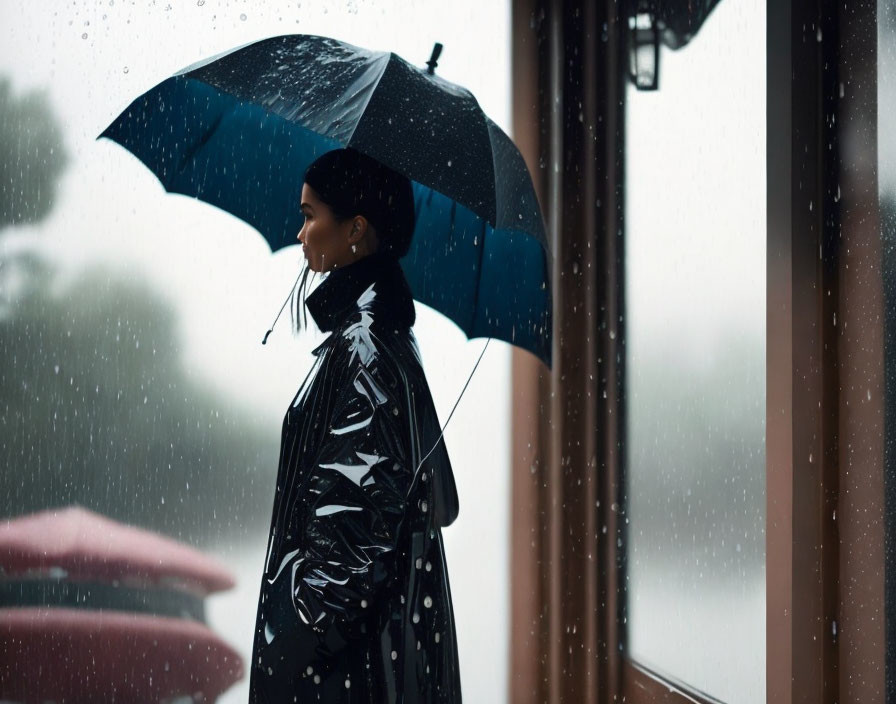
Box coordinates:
[300,202,313,211]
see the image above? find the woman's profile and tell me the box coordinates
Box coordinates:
[248,147,462,703]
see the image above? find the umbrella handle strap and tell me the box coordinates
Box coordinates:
[415,336,490,472]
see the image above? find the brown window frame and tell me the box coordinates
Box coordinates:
[509,1,887,702]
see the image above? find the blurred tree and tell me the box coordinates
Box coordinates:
[0,76,276,545]
[0,253,278,546]
[0,76,69,227]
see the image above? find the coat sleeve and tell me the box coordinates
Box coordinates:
[290,351,416,653]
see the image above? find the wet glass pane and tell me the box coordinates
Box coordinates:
[0,3,511,702]
[623,1,766,701]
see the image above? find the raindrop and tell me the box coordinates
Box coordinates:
[412,612,420,624]
[54,365,60,374]
[391,650,398,660]
[817,26,823,42]
[361,599,367,608]
[313,674,321,684]
[867,388,872,401]
[435,632,441,643]
[123,66,129,74]
[197,0,205,4]
[415,558,422,569]
[81,32,88,39]
[447,160,452,167]
[240,13,248,20]
[424,595,433,608]
[425,561,432,572]
[345,678,351,689]
[306,666,314,675]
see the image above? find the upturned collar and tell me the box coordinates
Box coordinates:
[305,251,416,333]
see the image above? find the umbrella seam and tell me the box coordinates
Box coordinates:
[344,53,393,146]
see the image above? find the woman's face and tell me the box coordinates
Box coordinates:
[297,183,354,273]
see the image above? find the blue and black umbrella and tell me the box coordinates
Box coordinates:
[97,33,552,368]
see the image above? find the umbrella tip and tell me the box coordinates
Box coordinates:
[426,42,443,75]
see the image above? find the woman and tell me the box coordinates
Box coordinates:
[248,148,462,703]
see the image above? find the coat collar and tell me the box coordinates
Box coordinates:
[305,251,416,334]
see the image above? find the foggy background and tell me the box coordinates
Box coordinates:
[1,2,512,702]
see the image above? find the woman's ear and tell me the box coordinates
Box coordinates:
[347,216,368,245]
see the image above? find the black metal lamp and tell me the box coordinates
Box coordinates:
[628,5,661,90]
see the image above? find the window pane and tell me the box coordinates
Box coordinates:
[623,1,766,701]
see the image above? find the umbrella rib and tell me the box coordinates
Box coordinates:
[471,217,487,333]
[343,53,392,146]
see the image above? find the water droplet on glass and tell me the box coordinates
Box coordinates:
[81,33,88,39]
[412,612,420,623]
[424,596,433,608]
[197,0,205,4]
[123,66,129,74]
[391,650,398,660]
[240,12,247,20]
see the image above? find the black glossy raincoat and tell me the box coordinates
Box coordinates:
[249,251,462,703]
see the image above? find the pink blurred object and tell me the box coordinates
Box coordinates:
[0,504,234,593]
[0,505,244,703]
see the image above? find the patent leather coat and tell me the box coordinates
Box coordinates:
[249,251,462,703]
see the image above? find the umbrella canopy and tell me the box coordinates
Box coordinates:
[97,33,553,368]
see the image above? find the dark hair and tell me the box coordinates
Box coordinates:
[302,147,416,260]
[290,148,416,334]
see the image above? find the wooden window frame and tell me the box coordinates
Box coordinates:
[509,0,887,702]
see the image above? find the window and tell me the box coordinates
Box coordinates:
[623,2,766,701]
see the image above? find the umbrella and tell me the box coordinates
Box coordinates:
[97,33,553,368]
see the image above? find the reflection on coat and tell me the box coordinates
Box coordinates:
[249,251,462,703]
